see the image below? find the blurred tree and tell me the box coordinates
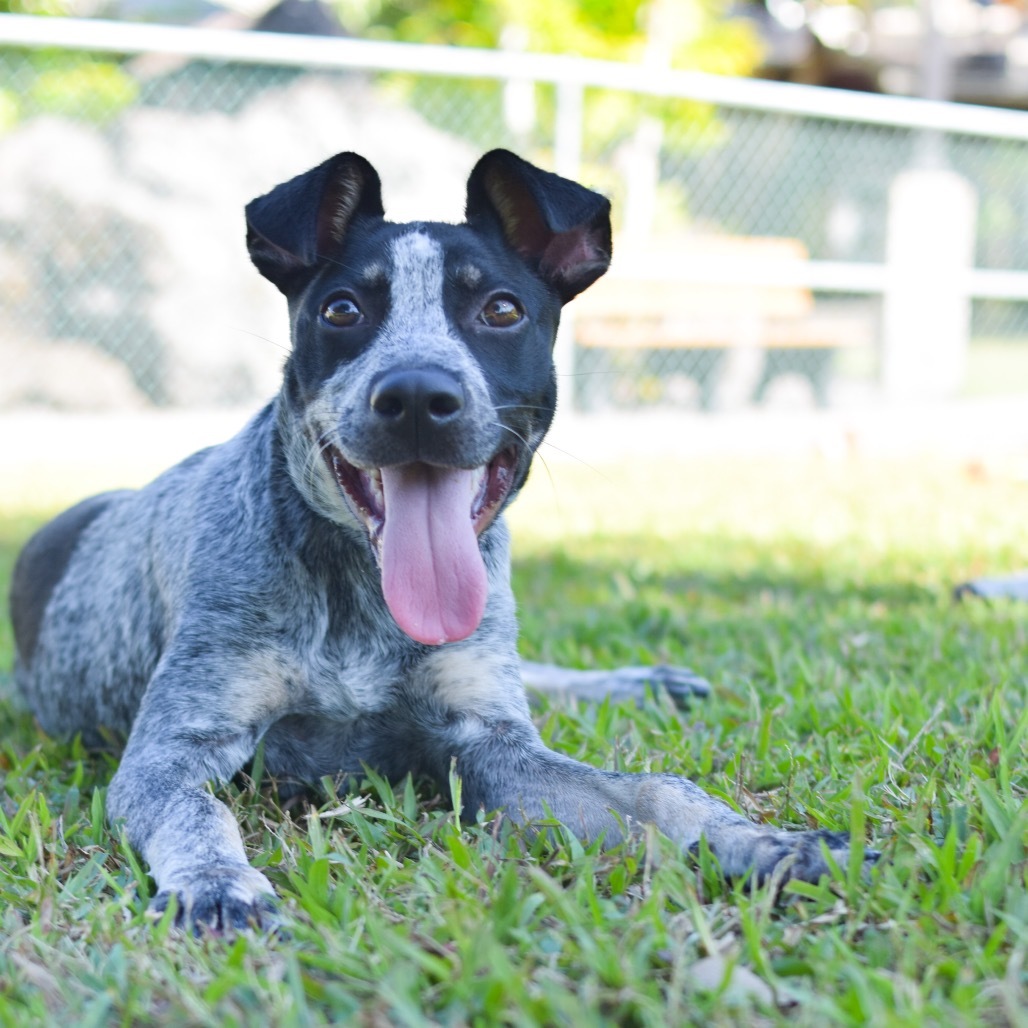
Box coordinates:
[335,0,760,76]
[333,0,761,235]
[0,0,73,13]
[0,0,138,128]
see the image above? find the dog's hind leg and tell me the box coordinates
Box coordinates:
[519,659,711,706]
[10,492,125,676]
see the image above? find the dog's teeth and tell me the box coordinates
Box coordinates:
[469,466,489,515]
[370,470,384,509]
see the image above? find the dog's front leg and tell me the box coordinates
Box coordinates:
[446,710,876,886]
[107,695,275,931]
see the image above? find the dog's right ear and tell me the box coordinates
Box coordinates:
[246,153,384,293]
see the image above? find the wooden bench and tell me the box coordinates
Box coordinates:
[572,236,865,409]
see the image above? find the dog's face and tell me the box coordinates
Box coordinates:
[245,151,611,645]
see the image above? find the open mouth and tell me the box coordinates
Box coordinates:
[324,445,518,555]
[322,443,519,646]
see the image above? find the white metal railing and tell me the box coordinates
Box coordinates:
[3,15,1028,304]
[5,14,1028,142]
[3,13,1028,402]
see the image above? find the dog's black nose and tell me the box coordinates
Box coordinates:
[370,369,464,424]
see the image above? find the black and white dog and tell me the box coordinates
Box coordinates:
[10,150,875,931]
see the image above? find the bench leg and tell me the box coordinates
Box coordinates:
[688,349,727,411]
[752,358,777,405]
[573,346,609,411]
[753,349,835,408]
[808,349,834,408]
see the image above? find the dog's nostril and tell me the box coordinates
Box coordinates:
[370,388,405,419]
[427,390,462,419]
[370,370,464,423]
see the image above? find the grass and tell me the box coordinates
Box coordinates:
[965,341,1028,397]
[0,453,1025,1025]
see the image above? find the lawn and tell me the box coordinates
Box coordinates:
[0,453,1025,1025]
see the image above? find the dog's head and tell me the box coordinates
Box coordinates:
[245,150,611,645]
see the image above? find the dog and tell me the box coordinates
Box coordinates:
[10,150,876,931]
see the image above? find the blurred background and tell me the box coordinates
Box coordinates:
[1,0,1027,505]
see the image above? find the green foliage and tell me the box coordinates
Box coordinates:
[27,57,138,120]
[0,2,138,128]
[337,0,761,171]
[337,0,760,75]
[0,456,1025,1022]
[0,87,17,132]
[0,0,74,14]
[0,48,138,128]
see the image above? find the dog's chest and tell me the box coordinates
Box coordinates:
[301,631,407,715]
[210,560,397,726]
[229,640,406,747]
[266,597,411,718]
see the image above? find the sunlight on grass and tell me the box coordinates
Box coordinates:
[0,450,1025,1023]
[510,454,1027,574]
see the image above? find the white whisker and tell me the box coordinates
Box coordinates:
[539,439,612,483]
[492,403,552,414]
[490,420,560,507]
[230,327,291,355]
[492,420,530,449]
[301,433,334,496]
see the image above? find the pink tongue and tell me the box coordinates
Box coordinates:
[379,463,488,645]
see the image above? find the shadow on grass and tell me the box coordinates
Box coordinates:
[506,539,973,695]
[512,544,938,609]
[0,512,950,678]
[3,511,1003,721]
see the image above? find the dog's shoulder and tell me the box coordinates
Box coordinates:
[126,402,281,548]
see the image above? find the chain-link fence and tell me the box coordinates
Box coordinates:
[3,15,1028,411]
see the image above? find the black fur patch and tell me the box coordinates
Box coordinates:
[9,492,118,665]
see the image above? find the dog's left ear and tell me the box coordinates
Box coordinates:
[465,150,611,303]
[246,152,384,293]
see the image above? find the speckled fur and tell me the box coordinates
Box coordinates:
[9,150,875,933]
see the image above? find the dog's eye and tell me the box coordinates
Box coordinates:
[321,295,364,328]
[481,296,522,328]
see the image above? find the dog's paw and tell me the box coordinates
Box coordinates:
[708,826,880,887]
[521,660,711,706]
[617,664,712,703]
[954,573,1028,602]
[151,865,278,933]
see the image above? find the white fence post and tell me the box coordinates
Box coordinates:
[881,169,978,400]
[553,79,585,409]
